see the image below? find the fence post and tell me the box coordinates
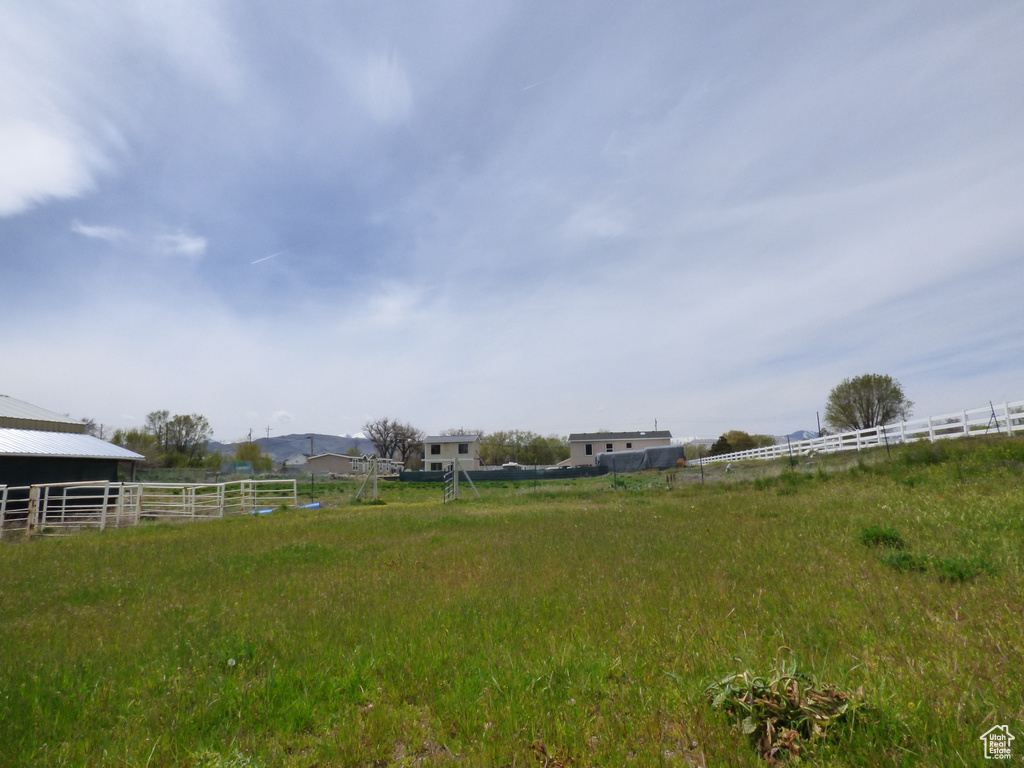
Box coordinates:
[27,486,40,538]
[962,410,969,436]
[100,482,110,531]
[115,484,126,528]
[1006,402,1015,435]
[927,417,935,441]
[0,485,6,541]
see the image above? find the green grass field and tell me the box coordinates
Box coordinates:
[1,437,1022,766]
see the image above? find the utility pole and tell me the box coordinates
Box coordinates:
[308,434,315,501]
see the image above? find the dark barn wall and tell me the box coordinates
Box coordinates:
[0,457,120,487]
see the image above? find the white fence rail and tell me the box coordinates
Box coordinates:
[0,479,297,539]
[342,457,404,476]
[696,399,1024,466]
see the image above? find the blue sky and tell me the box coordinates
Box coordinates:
[2,1,1022,442]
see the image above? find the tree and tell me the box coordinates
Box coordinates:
[235,441,273,473]
[825,374,913,432]
[519,435,570,466]
[137,409,211,467]
[683,442,705,461]
[709,430,753,456]
[145,410,170,451]
[363,417,423,461]
[480,430,534,465]
[363,417,399,458]
[479,431,569,466]
[112,427,159,464]
[164,414,212,467]
[394,422,425,465]
[480,431,515,465]
[705,431,774,457]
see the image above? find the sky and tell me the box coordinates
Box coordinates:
[2,1,1023,443]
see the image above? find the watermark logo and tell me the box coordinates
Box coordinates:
[980,725,1015,760]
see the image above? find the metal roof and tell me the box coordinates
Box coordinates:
[0,395,80,424]
[568,430,673,442]
[0,394,85,432]
[0,428,144,461]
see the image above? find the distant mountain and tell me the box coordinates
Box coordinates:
[209,433,375,464]
[685,437,717,448]
[788,430,819,441]
[769,430,819,443]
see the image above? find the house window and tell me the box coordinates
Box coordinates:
[626,442,632,449]
[585,444,593,456]
[430,462,442,471]
[606,443,613,452]
[458,443,468,454]
[430,445,441,455]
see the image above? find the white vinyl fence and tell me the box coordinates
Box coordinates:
[0,479,297,539]
[696,399,1024,466]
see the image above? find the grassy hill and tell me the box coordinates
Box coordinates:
[1,437,1021,766]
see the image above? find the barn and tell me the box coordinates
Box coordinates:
[0,395,144,486]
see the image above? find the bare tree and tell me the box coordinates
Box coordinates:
[395,422,425,464]
[363,417,425,460]
[362,417,398,458]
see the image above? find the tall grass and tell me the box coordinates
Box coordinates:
[0,437,1021,766]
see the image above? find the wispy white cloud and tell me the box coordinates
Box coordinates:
[155,232,208,259]
[0,1,240,218]
[270,411,295,425]
[71,220,210,261]
[0,120,99,216]
[71,220,129,243]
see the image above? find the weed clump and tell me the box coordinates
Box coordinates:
[858,525,906,549]
[878,551,996,582]
[859,524,996,582]
[879,551,929,573]
[705,652,864,763]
